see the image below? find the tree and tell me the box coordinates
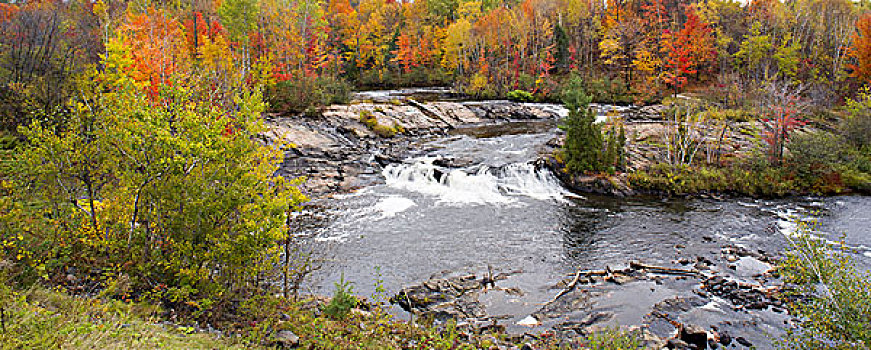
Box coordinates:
[559,77,603,173]
[0,1,102,132]
[734,21,774,82]
[849,13,871,85]
[661,7,717,95]
[10,41,307,311]
[118,7,188,99]
[759,82,808,165]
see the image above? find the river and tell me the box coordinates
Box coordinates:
[296,114,871,349]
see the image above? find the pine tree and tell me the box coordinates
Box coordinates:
[559,78,603,173]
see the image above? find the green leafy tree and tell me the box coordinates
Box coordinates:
[559,78,603,173]
[734,22,774,82]
[7,41,307,312]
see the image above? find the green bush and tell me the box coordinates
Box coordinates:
[558,76,625,174]
[359,111,403,138]
[560,80,603,173]
[4,71,307,321]
[787,131,847,177]
[265,75,352,114]
[582,75,632,104]
[841,91,871,150]
[507,90,535,102]
[627,163,801,196]
[777,220,871,350]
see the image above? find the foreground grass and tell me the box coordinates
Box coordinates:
[0,286,245,350]
[0,283,645,350]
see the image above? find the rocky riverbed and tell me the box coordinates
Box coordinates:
[391,243,787,349]
[265,91,575,196]
[272,89,871,350]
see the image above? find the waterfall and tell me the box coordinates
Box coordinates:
[383,157,572,205]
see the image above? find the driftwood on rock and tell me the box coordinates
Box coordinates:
[546,270,582,306]
[629,261,701,276]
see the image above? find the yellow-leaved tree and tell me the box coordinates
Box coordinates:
[5,37,306,320]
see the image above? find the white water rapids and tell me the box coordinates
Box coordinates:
[383,157,572,205]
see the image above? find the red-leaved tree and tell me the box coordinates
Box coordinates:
[759,82,808,165]
[660,7,717,96]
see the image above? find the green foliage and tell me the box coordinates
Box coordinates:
[560,80,603,173]
[359,111,404,137]
[4,51,307,319]
[628,163,798,196]
[734,22,774,81]
[323,275,358,320]
[579,76,633,105]
[0,2,101,134]
[581,327,643,349]
[507,89,535,102]
[558,76,625,174]
[356,67,453,90]
[266,75,352,115]
[777,220,871,350]
[426,0,460,22]
[217,0,260,44]
[787,131,849,179]
[841,88,871,150]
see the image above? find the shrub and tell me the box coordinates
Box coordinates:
[778,220,871,350]
[5,54,307,321]
[787,131,847,175]
[558,76,625,174]
[507,89,535,102]
[841,88,871,150]
[560,80,604,173]
[265,75,352,115]
[0,2,101,133]
[464,73,497,99]
[359,111,403,138]
[627,163,800,196]
[583,75,632,104]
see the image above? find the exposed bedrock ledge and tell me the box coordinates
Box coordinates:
[264,99,566,196]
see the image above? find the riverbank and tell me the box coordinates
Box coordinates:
[269,89,871,199]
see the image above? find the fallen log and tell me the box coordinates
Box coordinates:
[629,261,701,276]
[546,270,582,306]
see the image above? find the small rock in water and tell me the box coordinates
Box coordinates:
[608,273,634,285]
[516,315,541,327]
[666,338,693,349]
[680,325,708,350]
[736,336,753,347]
[718,331,732,346]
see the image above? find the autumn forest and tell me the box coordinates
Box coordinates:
[2,0,871,349]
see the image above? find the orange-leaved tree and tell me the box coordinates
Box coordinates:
[660,7,717,95]
[849,13,871,86]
